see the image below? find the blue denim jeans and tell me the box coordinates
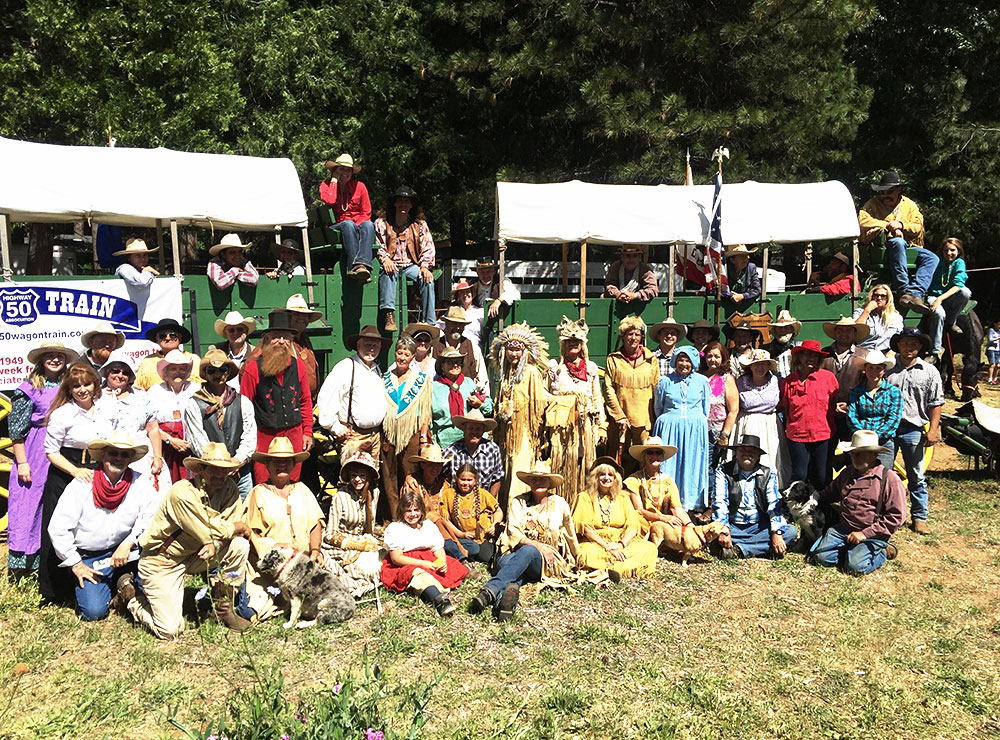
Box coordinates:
[482,544,544,599]
[885,237,939,299]
[331,219,374,268]
[75,548,139,621]
[886,421,928,522]
[809,524,890,575]
[443,537,495,564]
[730,520,798,559]
[379,263,436,323]
[927,286,972,354]
[787,438,833,489]
[236,466,253,501]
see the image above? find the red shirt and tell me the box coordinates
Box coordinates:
[820,273,858,297]
[240,356,313,438]
[779,368,839,442]
[318,179,371,225]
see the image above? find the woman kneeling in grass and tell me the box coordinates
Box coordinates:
[381,489,469,616]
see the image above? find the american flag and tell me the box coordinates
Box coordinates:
[702,171,728,292]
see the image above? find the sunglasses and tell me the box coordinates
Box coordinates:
[107,367,130,376]
[873,294,889,300]
[202,366,228,376]
[104,449,133,459]
[157,332,181,341]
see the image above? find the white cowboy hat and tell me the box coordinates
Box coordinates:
[209,233,252,257]
[99,349,137,379]
[515,461,564,488]
[649,320,688,343]
[183,441,242,472]
[822,316,871,343]
[451,408,498,433]
[725,244,758,257]
[252,436,309,464]
[88,429,148,464]
[854,347,895,371]
[156,349,194,379]
[768,309,802,335]
[113,238,159,257]
[325,153,362,172]
[26,341,79,365]
[628,436,678,462]
[81,321,126,351]
[842,429,890,455]
[274,293,322,323]
[214,310,257,338]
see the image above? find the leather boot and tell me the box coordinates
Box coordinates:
[211,581,252,632]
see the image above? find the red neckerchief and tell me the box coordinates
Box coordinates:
[92,469,134,511]
[622,345,644,363]
[435,373,467,418]
[565,357,588,382]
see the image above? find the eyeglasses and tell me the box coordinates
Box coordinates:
[202,366,228,376]
[107,367,130,376]
[158,332,181,341]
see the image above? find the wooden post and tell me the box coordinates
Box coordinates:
[851,238,860,315]
[760,245,769,314]
[498,237,507,330]
[170,220,181,278]
[0,213,12,281]
[667,243,676,319]
[155,219,166,272]
[91,220,99,266]
[561,242,569,293]
[301,226,315,305]
[579,240,588,320]
[804,241,813,286]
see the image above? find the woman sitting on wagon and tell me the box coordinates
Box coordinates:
[853,284,903,352]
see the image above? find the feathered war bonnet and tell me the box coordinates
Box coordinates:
[490,322,550,383]
[556,315,590,362]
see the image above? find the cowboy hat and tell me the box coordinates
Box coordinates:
[723,321,761,340]
[81,321,127,351]
[450,280,475,295]
[402,321,442,342]
[822,316,871,343]
[842,429,890,455]
[628,436,678,462]
[209,233,253,257]
[727,433,766,455]
[406,444,449,465]
[156,349,194,379]
[435,346,466,372]
[738,348,777,372]
[200,347,240,381]
[828,251,852,268]
[99,349,137,380]
[346,324,391,351]
[475,255,497,269]
[271,238,303,259]
[26,341,79,365]
[275,293,322,323]
[591,455,623,477]
[88,429,148,464]
[687,318,720,340]
[619,245,644,254]
[339,450,379,482]
[889,326,931,355]
[441,305,472,325]
[325,153,362,172]
[183,441,242,472]
[145,317,192,344]
[790,339,828,359]
[871,171,904,192]
[854,347,895,371]
[650,319,688,343]
[768,309,802,335]
[214,310,257,338]
[725,244,757,257]
[252,436,310,464]
[113,238,159,257]
[515,460,564,488]
[389,184,419,206]
[452,408,498,432]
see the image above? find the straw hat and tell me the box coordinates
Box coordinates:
[451,408,498,432]
[402,322,442,342]
[214,310,257,338]
[209,233,252,257]
[738,348,777,372]
[88,429,148,464]
[113,238,159,257]
[81,321,127,351]
[27,341,79,365]
[252,436,309,464]
[725,244,757,257]
[687,318,720,340]
[650,319,688,343]
[843,429,890,455]
[406,444,449,465]
[346,324,392,351]
[145,317,191,344]
[183,441,242,472]
[275,293,322,323]
[325,153,362,172]
[99,349,137,380]
[628,435,678,462]
[515,460,564,488]
[156,349,194,379]
[854,347,895,371]
[200,347,240,381]
[339,450,379,482]
[768,309,802,335]
[441,305,472,325]
[435,346,466,372]
[822,316,870,343]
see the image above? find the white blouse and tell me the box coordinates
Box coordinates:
[99,389,154,434]
[383,519,444,552]
[145,381,198,424]
[44,401,115,453]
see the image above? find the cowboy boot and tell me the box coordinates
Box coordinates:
[211,581,252,632]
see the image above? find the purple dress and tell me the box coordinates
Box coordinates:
[6,381,58,570]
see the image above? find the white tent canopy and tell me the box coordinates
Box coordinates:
[0,137,307,229]
[496,179,861,246]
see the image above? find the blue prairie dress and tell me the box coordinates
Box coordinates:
[652,353,712,511]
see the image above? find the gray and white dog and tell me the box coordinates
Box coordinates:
[258,546,356,628]
[780,481,832,552]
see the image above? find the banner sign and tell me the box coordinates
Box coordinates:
[0,277,183,390]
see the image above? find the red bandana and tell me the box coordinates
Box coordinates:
[435,373,467,418]
[565,357,588,382]
[622,345,644,363]
[92,469,134,512]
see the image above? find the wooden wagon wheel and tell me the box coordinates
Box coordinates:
[0,393,12,534]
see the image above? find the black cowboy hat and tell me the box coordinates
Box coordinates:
[727,434,766,455]
[144,317,191,344]
[476,255,497,268]
[389,185,420,207]
[889,326,931,355]
[872,171,904,192]
[722,322,761,340]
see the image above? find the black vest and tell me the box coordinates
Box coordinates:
[720,459,771,519]
[192,395,244,456]
[252,358,301,429]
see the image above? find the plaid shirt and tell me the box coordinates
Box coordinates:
[847,380,903,443]
[653,348,674,379]
[885,358,944,428]
[443,439,504,489]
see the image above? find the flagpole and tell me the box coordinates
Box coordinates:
[711,148,729,327]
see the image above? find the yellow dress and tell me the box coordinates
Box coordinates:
[495,364,549,500]
[244,482,324,559]
[622,473,682,537]
[571,489,658,578]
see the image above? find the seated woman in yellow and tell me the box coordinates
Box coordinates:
[441,464,503,565]
[572,458,658,579]
[623,436,695,545]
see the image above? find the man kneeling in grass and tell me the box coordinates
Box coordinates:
[808,430,905,575]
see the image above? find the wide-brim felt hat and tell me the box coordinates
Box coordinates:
[402,322,442,342]
[27,341,80,365]
[687,318,720,339]
[650,320,688,343]
[252,436,310,464]
[723,321,761,340]
[200,347,240,381]
[145,317,191,344]
[629,436,678,462]
[275,293,322,323]
[822,316,871,343]
[346,324,392,350]
[389,185,420,207]
[88,430,148,464]
[591,455,623,477]
[451,280,475,295]
[406,444,449,465]
[475,255,497,268]
[889,327,931,355]
[113,238,159,257]
[214,310,257,338]
[81,321,127,351]
[452,409,497,432]
[791,339,828,358]
[271,239,303,258]
[829,251,852,267]
[209,233,253,257]
[727,434,766,456]
[325,153,362,172]
[184,441,242,471]
[871,170,904,192]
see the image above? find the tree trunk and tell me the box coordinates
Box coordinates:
[27,223,54,276]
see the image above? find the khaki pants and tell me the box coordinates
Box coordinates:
[340,428,381,466]
[128,538,250,640]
